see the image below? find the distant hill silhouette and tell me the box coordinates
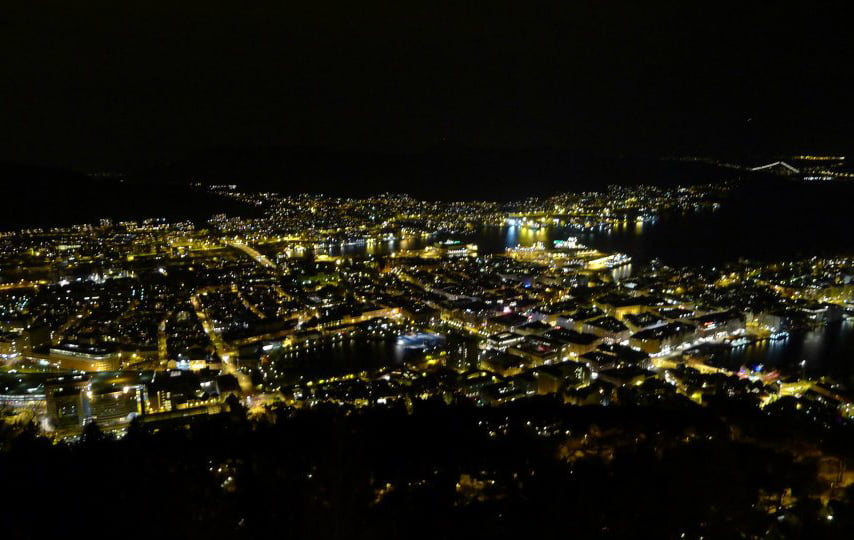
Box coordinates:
[0,161,256,230]
[1,149,746,229]
[144,147,735,201]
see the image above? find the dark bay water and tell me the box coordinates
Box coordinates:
[727,321,854,383]
[583,180,854,266]
[269,333,477,384]
[272,339,417,382]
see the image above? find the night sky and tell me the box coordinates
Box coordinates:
[2,1,852,171]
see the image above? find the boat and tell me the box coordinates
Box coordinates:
[396,332,446,350]
[728,336,753,348]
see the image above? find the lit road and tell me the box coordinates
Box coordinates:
[190,291,255,394]
[0,281,46,291]
[157,313,171,367]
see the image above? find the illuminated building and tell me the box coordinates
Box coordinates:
[46,342,121,371]
[629,322,697,355]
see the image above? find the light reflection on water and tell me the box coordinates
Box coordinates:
[318,224,630,257]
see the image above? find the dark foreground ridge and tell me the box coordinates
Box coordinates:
[2,396,854,540]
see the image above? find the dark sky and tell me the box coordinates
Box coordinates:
[1,1,851,170]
